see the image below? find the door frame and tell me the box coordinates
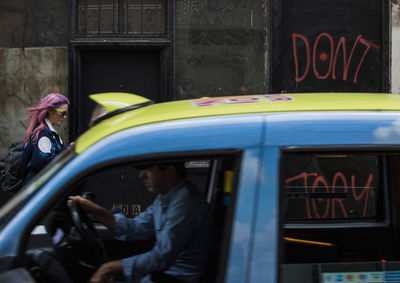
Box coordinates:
[68,0,174,140]
[68,41,173,140]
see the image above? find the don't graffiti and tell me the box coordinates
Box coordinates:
[292,32,380,85]
[285,172,374,219]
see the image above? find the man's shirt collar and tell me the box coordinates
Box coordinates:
[159,179,187,209]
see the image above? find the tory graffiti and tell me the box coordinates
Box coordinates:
[292,32,380,85]
[285,171,374,219]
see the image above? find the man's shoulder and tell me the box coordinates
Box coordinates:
[172,180,208,208]
[175,180,200,196]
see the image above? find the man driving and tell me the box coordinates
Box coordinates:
[68,161,215,283]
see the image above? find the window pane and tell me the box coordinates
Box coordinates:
[76,0,103,35]
[100,0,115,34]
[76,156,237,217]
[175,0,267,99]
[76,0,88,34]
[143,0,165,34]
[127,0,142,34]
[76,0,166,36]
[280,152,400,283]
[282,153,380,222]
[87,0,100,35]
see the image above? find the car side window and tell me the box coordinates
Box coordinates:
[282,153,381,222]
[26,153,241,283]
[78,165,155,217]
[75,158,234,218]
[279,151,400,283]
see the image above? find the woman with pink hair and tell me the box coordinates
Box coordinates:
[20,93,70,185]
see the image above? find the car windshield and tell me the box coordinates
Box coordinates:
[0,146,76,230]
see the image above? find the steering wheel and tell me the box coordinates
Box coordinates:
[69,200,107,266]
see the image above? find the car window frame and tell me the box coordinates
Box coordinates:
[278,146,398,230]
[277,146,400,283]
[0,146,76,230]
[17,148,243,280]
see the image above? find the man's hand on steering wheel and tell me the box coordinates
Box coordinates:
[68,195,116,234]
[68,196,108,266]
[68,195,100,215]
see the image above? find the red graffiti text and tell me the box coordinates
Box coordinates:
[292,33,380,84]
[285,171,374,219]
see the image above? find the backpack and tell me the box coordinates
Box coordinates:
[0,141,24,192]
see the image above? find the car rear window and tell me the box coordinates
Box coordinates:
[279,150,400,283]
[282,153,382,223]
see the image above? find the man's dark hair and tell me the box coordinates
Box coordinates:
[159,162,186,176]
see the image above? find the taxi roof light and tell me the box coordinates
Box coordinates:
[88,92,154,127]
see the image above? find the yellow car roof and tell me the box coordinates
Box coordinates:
[89,92,150,112]
[75,92,400,153]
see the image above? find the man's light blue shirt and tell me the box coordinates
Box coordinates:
[114,180,215,283]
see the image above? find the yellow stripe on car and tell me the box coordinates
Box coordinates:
[75,92,400,153]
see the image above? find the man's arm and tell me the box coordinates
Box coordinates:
[124,191,197,278]
[68,195,116,234]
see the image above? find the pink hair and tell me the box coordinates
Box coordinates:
[24,93,70,144]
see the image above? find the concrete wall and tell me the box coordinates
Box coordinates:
[0,0,68,161]
[0,0,398,160]
[392,2,400,93]
[174,0,267,99]
[0,0,68,48]
[0,47,68,157]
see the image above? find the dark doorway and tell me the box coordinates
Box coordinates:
[72,48,162,139]
[270,0,389,93]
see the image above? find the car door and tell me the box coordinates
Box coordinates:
[0,114,264,283]
[250,111,400,283]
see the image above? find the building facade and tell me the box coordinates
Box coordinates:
[0,0,396,159]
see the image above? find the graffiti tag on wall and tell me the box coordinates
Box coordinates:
[292,32,380,86]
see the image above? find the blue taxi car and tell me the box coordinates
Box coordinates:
[1,92,400,283]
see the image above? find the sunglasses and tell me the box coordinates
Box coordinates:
[55,108,68,117]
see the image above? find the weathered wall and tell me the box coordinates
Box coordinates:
[0,0,68,161]
[174,0,268,99]
[0,47,68,158]
[392,1,400,93]
[0,0,68,48]
[0,0,397,161]
[272,0,387,93]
